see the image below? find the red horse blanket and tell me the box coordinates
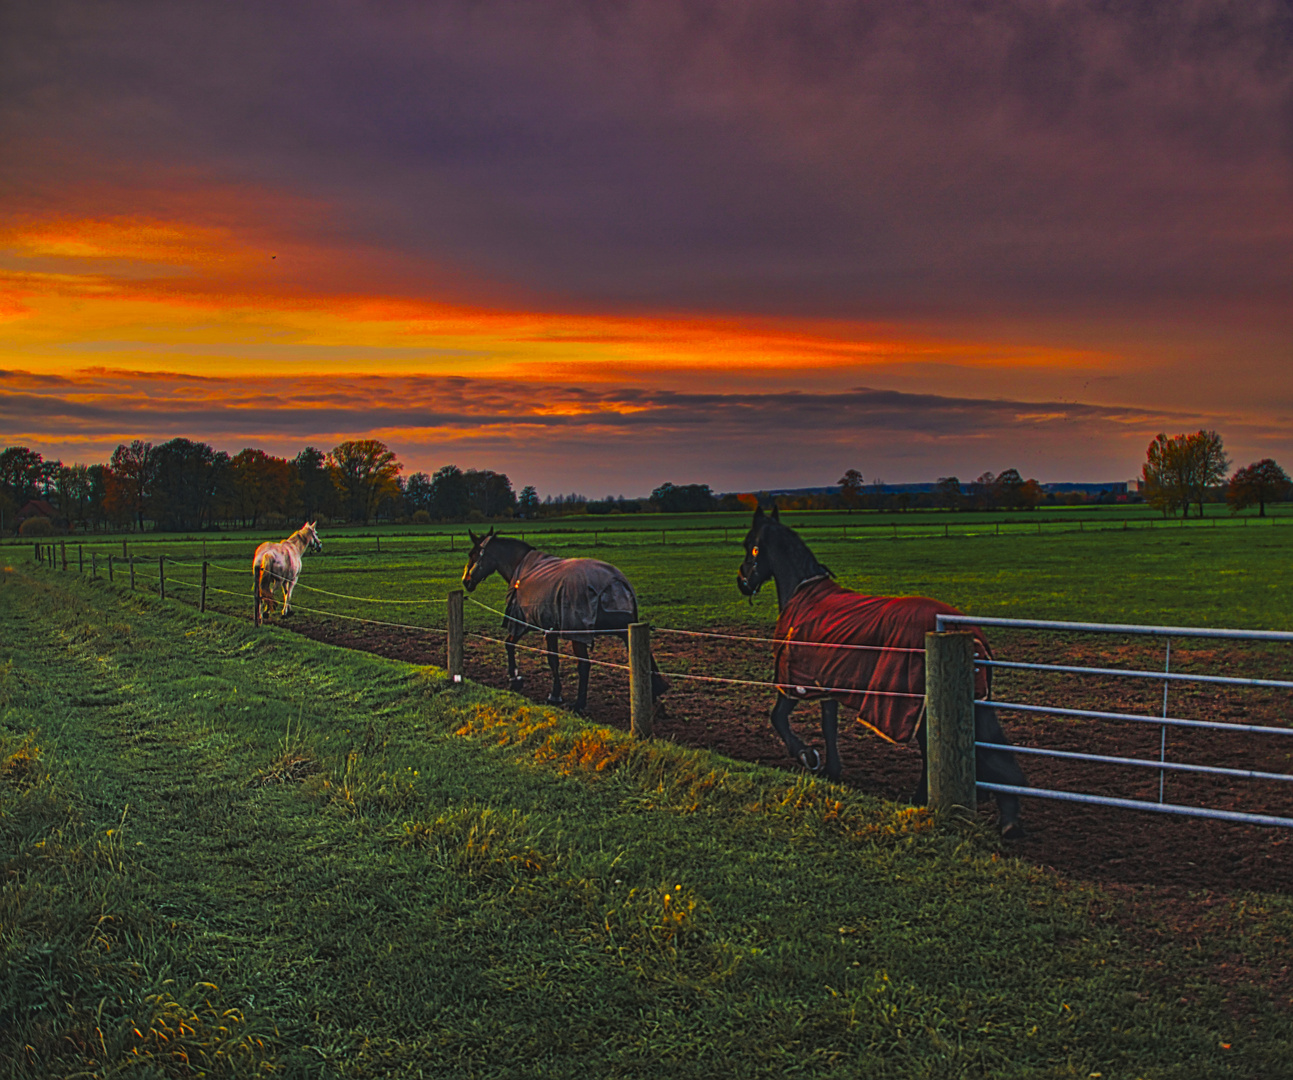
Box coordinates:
[773,578,991,744]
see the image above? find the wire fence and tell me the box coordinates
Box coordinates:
[8,508,1291,565]
[27,539,1293,830]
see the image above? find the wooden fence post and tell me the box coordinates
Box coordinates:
[924,631,977,819]
[123,538,128,558]
[201,561,208,613]
[447,589,464,683]
[158,555,165,600]
[78,544,83,573]
[91,552,97,579]
[34,542,40,563]
[108,554,114,582]
[253,575,261,626]
[629,622,653,739]
[130,555,136,591]
[61,541,67,570]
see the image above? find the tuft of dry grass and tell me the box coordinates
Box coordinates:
[0,739,41,789]
[395,805,556,882]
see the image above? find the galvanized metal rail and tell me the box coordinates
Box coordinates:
[935,613,1293,828]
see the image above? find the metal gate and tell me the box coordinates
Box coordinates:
[935,614,1293,828]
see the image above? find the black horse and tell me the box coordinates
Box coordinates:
[737,506,1026,837]
[462,529,668,714]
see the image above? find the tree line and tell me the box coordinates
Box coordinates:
[0,439,528,534]
[3,430,1286,537]
[1140,430,1290,518]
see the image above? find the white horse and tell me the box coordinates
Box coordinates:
[253,522,322,624]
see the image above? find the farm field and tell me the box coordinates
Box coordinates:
[2,564,1292,1078]
[11,510,1293,890]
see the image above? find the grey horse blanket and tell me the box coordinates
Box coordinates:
[504,550,638,644]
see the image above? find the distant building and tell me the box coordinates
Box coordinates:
[16,499,65,531]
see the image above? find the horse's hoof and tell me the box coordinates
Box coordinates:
[1000,820,1025,841]
[546,694,564,707]
[509,677,524,692]
[798,748,822,773]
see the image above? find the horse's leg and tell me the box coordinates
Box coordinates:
[571,639,591,713]
[910,707,1026,838]
[820,699,842,781]
[505,635,524,692]
[609,626,669,704]
[770,694,821,772]
[649,652,670,702]
[281,576,294,617]
[975,704,1027,839]
[545,632,564,706]
[912,720,929,806]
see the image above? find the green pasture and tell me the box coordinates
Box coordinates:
[14,505,1291,637]
[2,568,1291,1078]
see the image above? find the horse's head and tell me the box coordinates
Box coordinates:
[302,521,323,553]
[737,505,779,598]
[461,528,496,592]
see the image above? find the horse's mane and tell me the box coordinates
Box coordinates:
[484,534,534,555]
[766,519,833,586]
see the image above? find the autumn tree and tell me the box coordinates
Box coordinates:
[404,472,433,517]
[108,440,157,531]
[517,485,540,518]
[150,438,229,531]
[464,469,517,518]
[650,482,718,513]
[327,440,402,524]
[1143,431,1228,518]
[933,476,962,509]
[1228,459,1290,517]
[428,465,471,520]
[228,448,300,527]
[0,446,45,506]
[53,463,106,532]
[970,472,997,510]
[292,447,337,521]
[838,468,864,512]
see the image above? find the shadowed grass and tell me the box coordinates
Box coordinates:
[1,567,1290,1078]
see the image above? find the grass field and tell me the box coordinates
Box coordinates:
[6,509,1293,1076]
[13,503,1290,636]
[3,563,1292,1078]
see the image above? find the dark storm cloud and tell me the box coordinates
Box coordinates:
[1,367,1205,493]
[3,0,1291,319]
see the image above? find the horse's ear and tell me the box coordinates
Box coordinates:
[753,505,764,524]
[469,530,479,545]
[770,505,780,522]
[487,527,495,536]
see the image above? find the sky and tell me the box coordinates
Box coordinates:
[2,0,1291,496]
